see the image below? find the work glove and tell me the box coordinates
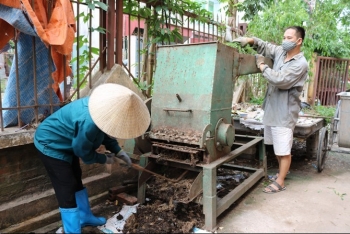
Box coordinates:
[231,37,249,47]
[255,54,265,68]
[105,153,115,164]
[116,150,132,167]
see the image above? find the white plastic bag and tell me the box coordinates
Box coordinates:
[98,204,139,233]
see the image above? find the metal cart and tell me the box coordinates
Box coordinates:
[232,114,328,172]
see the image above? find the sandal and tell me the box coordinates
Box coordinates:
[268,170,290,181]
[263,181,286,194]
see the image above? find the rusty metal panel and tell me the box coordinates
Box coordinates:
[314,56,350,106]
[150,42,235,137]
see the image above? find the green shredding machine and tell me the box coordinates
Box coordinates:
[134,41,271,231]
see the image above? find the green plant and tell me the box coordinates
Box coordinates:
[314,105,336,117]
[71,0,108,91]
[225,41,256,55]
[124,0,212,46]
[123,0,215,95]
[303,105,336,124]
[241,0,350,60]
[0,79,7,93]
[249,96,264,105]
[4,53,13,69]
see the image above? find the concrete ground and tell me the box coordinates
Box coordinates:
[35,147,350,234]
[216,150,350,233]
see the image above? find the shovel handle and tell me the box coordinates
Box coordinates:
[131,163,187,183]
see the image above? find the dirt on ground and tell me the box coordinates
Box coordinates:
[122,166,251,233]
[81,139,313,234]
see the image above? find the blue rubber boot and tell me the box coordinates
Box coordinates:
[59,207,81,233]
[75,188,107,227]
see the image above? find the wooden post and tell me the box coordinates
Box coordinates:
[308,53,318,106]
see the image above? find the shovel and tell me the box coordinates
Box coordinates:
[131,163,188,183]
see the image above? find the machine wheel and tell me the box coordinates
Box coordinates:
[317,127,329,172]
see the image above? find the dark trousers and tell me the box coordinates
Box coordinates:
[38,151,84,208]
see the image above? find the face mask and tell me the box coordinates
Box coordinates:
[282,40,297,52]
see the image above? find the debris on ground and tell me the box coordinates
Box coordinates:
[121,166,250,233]
[98,204,139,233]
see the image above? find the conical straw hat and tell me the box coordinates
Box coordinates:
[89,83,151,139]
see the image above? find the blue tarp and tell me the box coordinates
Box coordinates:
[0,4,60,127]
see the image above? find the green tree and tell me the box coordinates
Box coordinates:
[240,0,350,60]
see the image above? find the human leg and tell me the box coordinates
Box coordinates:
[70,156,107,227]
[263,126,293,193]
[75,188,106,227]
[275,155,291,187]
[264,126,281,178]
[38,151,81,233]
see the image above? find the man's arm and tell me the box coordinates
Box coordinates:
[252,37,281,59]
[232,37,281,59]
[262,61,308,89]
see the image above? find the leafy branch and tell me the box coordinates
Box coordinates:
[71,0,108,90]
[123,0,214,95]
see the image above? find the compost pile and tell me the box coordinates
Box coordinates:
[122,166,250,233]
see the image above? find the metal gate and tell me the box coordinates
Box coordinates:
[313,56,350,106]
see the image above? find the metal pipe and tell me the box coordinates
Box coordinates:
[63,55,67,100]
[181,7,184,43]
[0,78,3,131]
[31,0,38,124]
[107,0,115,69]
[99,0,107,72]
[137,0,141,78]
[14,29,21,127]
[127,0,131,70]
[89,6,92,89]
[76,1,80,99]
[1,104,61,110]
[48,0,54,114]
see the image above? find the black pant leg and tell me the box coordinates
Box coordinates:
[38,151,82,208]
[71,155,84,192]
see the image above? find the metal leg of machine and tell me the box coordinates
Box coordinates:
[137,155,148,204]
[202,136,265,231]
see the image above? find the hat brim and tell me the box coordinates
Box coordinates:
[89,83,151,139]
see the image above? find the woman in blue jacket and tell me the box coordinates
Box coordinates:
[34,83,150,233]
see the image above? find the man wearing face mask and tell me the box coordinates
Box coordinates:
[232,26,308,194]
